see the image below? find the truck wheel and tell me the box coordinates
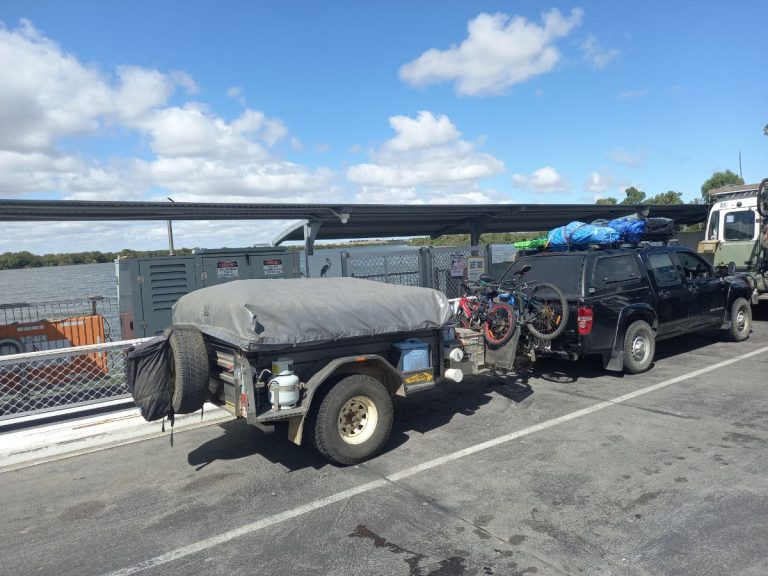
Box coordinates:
[308,374,393,466]
[168,327,210,414]
[622,320,655,374]
[724,298,751,342]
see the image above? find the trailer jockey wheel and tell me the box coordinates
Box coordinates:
[307,374,393,465]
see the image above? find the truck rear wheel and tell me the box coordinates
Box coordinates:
[724,297,751,342]
[622,320,655,374]
[168,327,210,414]
[308,374,393,465]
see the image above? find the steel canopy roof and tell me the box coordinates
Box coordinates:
[0,199,708,243]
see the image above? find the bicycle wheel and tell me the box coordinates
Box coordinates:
[524,282,568,341]
[483,303,517,346]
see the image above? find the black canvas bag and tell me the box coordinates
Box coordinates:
[126,334,174,422]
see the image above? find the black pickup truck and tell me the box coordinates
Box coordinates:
[502,245,752,373]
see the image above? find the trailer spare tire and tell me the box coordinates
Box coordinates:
[307,374,393,466]
[168,326,210,414]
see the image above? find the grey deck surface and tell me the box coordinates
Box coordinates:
[2,311,767,576]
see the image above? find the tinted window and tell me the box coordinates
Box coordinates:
[723,210,755,241]
[593,255,641,286]
[675,251,712,280]
[502,254,585,299]
[647,252,681,286]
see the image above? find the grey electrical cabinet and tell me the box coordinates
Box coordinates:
[118,247,300,338]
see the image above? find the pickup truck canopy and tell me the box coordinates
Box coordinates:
[172,277,453,351]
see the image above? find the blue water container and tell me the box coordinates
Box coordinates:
[392,338,430,371]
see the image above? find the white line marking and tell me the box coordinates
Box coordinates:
[103,344,768,576]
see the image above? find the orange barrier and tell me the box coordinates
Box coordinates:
[0,315,108,394]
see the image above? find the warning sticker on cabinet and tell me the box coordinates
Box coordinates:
[217,261,240,279]
[263,258,283,276]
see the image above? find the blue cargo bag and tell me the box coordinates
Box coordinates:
[607,216,647,243]
[547,221,620,247]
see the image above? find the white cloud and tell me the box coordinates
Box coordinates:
[580,35,619,68]
[584,170,613,193]
[0,20,343,250]
[347,111,504,190]
[607,148,645,167]
[512,166,569,193]
[399,8,583,96]
[385,111,460,152]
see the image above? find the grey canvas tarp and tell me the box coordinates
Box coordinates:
[172,277,453,351]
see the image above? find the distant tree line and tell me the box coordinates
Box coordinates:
[0,248,194,270]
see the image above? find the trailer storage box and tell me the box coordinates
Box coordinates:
[393,338,430,371]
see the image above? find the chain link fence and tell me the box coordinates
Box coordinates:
[430,246,489,299]
[345,249,422,286]
[0,297,130,420]
[1,297,120,345]
[0,340,143,420]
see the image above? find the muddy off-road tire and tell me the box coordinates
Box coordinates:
[622,320,655,374]
[307,374,393,466]
[168,327,210,414]
[724,297,752,342]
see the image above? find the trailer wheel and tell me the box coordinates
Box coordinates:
[308,374,393,465]
[168,327,210,414]
[724,298,751,342]
[622,320,655,374]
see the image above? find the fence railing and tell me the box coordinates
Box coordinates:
[0,339,144,421]
[343,245,493,299]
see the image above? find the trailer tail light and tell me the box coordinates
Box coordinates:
[577,307,594,335]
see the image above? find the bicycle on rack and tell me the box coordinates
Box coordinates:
[496,265,568,341]
[455,279,517,346]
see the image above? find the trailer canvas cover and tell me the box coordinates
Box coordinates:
[172,277,453,351]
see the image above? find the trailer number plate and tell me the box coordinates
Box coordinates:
[404,371,433,384]
[533,338,552,351]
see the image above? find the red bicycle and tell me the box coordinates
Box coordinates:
[456,280,516,346]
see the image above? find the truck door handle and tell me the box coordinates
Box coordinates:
[659,290,670,299]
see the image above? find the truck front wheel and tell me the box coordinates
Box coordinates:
[622,320,655,374]
[308,374,393,465]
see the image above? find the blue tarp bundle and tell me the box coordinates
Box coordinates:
[607,216,647,243]
[547,221,621,247]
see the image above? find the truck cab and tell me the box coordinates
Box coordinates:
[698,179,768,305]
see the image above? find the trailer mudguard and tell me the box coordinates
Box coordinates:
[283,354,404,446]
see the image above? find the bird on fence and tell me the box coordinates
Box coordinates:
[320,258,332,277]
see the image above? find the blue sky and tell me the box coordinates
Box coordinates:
[1,1,766,253]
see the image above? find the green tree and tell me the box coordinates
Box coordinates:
[646,190,683,205]
[596,197,618,205]
[621,186,646,204]
[700,170,744,199]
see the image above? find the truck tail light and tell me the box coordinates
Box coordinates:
[577,307,593,335]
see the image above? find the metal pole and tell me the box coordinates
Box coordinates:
[167,197,175,255]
